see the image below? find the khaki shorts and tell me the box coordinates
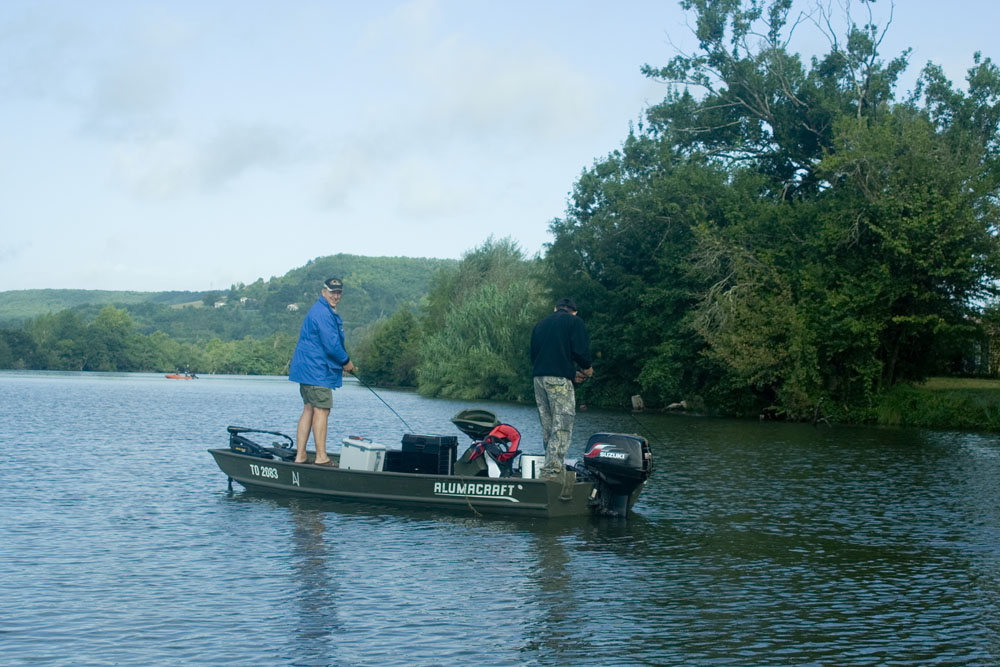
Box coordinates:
[299,384,333,409]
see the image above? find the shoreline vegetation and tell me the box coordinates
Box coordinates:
[4,366,999,434]
[876,378,1000,433]
[5,3,1000,436]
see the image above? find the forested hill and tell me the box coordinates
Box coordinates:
[0,289,203,323]
[0,254,457,341]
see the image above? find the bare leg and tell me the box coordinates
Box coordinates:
[312,407,331,464]
[295,403,314,463]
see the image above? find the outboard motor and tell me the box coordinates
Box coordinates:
[581,433,653,517]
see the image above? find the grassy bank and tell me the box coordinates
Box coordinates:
[876,377,1000,432]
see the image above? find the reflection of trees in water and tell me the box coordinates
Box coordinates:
[287,499,342,653]
[520,525,578,659]
[520,518,652,663]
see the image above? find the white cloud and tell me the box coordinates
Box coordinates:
[10,0,991,292]
[357,0,442,52]
[315,146,367,209]
[394,156,468,219]
[80,55,175,137]
[199,122,302,190]
[111,135,197,198]
[415,38,603,145]
[308,2,613,232]
[0,239,31,263]
[110,121,310,198]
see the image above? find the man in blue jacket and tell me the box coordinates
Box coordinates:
[289,278,356,465]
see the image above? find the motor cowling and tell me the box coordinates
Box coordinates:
[582,433,653,516]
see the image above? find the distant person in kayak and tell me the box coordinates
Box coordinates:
[289,277,356,465]
[530,297,593,479]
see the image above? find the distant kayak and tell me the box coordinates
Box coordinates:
[165,373,197,380]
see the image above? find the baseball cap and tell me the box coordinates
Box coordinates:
[556,298,577,311]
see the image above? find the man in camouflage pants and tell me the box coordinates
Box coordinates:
[530,298,593,480]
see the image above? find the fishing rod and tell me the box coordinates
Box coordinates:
[348,371,414,432]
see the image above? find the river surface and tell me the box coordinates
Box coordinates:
[1,371,999,666]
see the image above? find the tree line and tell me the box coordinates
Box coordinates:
[4,1,1000,424]
[0,305,298,375]
[356,1,1000,422]
[0,254,451,375]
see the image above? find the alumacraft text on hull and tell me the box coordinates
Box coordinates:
[208,410,653,519]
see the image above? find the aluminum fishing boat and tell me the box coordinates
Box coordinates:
[208,409,653,519]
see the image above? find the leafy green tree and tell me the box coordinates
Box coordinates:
[25,310,88,370]
[354,307,422,387]
[418,282,544,401]
[83,306,137,371]
[417,238,548,401]
[811,100,1000,394]
[0,329,40,369]
[545,137,729,409]
[546,0,1000,417]
[670,3,1000,415]
[421,237,530,334]
[139,331,183,372]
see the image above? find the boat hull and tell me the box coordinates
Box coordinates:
[208,449,642,518]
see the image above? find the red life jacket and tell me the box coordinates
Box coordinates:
[470,423,522,463]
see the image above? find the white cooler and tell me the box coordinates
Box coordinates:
[520,455,546,479]
[340,437,387,471]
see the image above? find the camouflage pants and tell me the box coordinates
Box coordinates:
[534,376,576,476]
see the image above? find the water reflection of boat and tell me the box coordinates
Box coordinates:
[208,410,653,519]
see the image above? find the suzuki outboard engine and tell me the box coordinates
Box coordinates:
[581,433,653,517]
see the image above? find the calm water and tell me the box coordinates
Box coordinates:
[1,371,999,666]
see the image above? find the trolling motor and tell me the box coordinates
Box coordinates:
[227,426,296,461]
[580,433,653,517]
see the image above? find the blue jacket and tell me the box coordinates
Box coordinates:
[288,297,350,389]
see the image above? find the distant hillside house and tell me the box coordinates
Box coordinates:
[213,300,226,308]
[286,303,299,312]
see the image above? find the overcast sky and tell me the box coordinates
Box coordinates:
[2,0,998,292]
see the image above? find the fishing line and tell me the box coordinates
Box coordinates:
[349,372,415,432]
[627,409,648,434]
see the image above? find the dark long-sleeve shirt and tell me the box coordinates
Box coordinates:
[530,309,592,380]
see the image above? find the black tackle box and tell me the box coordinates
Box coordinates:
[399,434,458,475]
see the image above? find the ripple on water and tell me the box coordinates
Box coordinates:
[1,372,999,665]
